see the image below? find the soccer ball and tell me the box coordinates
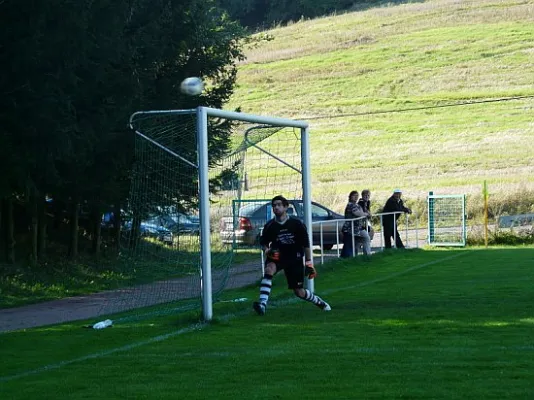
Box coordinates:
[180,77,204,96]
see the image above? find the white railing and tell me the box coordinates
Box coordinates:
[313,216,367,265]
[312,211,420,264]
[257,211,420,270]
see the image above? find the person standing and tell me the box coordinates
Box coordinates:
[358,189,374,240]
[253,195,331,316]
[340,190,372,258]
[382,189,412,249]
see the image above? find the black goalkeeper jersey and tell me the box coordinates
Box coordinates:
[260,217,310,266]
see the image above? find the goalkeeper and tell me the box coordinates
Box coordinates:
[253,195,331,316]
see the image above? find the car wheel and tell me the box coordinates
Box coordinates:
[322,244,334,251]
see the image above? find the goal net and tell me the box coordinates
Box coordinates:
[427,193,466,246]
[95,107,310,323]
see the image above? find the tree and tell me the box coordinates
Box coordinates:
[217,0,357,29]
[0,0,249,263]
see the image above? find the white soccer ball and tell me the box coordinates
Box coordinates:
[180,77,204,96]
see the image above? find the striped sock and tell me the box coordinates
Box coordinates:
[304,289,326,308]
[259,274,273,305]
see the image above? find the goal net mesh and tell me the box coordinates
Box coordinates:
[94,110,303,323]
[427,194,466,246]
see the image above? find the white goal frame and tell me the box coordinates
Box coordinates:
[129,107,311,321]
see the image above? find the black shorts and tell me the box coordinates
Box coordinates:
[271,262,305,289]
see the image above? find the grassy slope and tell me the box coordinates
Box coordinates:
[228,0,534,211]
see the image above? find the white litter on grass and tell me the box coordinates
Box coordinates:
[92,319,113,330]
[219,297,248,303]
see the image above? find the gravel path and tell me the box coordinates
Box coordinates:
[0,259,265,333]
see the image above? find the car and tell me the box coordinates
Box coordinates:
[171,213,200,235]
[219,200,345,250]
[146,213,200,235]
[122,221,174,246]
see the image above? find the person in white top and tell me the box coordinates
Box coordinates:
[340,190,371,258]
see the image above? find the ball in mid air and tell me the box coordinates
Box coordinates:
[180,77,204,96]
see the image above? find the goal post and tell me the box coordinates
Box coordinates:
[427,192,467,247]
[117,106,312,323]
[194,107,312,320]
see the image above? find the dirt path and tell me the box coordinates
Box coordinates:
[0,259,266,333]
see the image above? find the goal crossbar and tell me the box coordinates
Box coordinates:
[129,107,312,321]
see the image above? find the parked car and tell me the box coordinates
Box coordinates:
[123,221,174,246]
[219,200,344,250]
[146,213,200,235]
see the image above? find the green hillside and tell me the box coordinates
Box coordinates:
[228,0,534,214]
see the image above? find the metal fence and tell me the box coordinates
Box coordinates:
[313,211,422,264]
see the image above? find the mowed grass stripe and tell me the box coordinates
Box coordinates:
[0,250,467,384]
[0,323,208,384]
[2,247,533,400]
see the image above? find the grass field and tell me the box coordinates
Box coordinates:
[1,246,533,399]
[228,0,534,212]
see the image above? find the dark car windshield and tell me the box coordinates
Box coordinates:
[239,202,269,216]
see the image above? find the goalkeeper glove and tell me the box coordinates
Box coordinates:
[265,248,280,262]
[304,261,316,279]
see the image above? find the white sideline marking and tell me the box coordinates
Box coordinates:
[0,252,467,383]
[324,251,468,295]
[0,323,206,383]
[266,252,468,309]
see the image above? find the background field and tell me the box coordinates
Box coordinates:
[1,246,533,399]
[228,0,534,214]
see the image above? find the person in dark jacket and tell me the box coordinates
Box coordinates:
[252,195,331,316]
[382,189,412,249]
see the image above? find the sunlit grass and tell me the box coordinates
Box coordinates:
[229,0,534,212]
[1,246,534,399]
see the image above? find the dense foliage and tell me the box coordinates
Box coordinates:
[218,0,358,29]
[0,0,247,264]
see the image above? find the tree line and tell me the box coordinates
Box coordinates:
[217,0,363,29]
[0,0,248,265]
